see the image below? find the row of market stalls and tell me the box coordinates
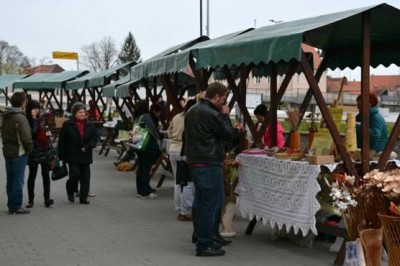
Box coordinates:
[0,3,400,176]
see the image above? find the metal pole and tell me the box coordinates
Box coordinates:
[206,0,210,36]
[200,0,203,36]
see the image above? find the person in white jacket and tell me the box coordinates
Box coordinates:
[168,99,197,221]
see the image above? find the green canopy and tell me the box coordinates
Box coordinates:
[65,61,135,90]
[195,3,400,72]
[13,71,89,90]
[130,36,210,82]
[0,74,27,92]
[102,75,131,97]
[115,79,140,98]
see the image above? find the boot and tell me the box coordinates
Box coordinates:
[45,199,54,207]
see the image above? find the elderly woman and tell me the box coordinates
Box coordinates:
[58,102,98,204]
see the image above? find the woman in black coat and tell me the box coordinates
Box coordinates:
[133,100,162,199]
[58,102,98,204]
[26,100,54,208]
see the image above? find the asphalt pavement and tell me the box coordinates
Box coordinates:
[0,146,337,266]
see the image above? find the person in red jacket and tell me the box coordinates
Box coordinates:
[254,104,285,149]
[88,99,101,121]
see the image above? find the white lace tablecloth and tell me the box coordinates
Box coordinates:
[236,154,321,236]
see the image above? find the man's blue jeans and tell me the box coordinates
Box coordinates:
[5,154,28,212]
[190,164,223,251]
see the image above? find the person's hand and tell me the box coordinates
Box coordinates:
[235,122,244,132]
[220,105,230,114]
[45,131,52,137]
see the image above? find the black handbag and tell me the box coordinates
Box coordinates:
[175,135,191,191]
[51,160,68,180]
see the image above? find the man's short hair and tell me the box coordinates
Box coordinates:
[10,92,27,108]
[205,82,229,99]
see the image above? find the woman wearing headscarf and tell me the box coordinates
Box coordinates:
[133,100,162,199]
[58,102,98,204]
[25,100,54,208]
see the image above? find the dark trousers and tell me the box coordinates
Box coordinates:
[190,165,223,251]
[136,148,160,196]
[66,163,90,201]
[27,162,51,202]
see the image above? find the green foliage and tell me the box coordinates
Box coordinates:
[118,32,142,64]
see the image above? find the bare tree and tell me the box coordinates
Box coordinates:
[80,36,118,71]
[0,40,31,74]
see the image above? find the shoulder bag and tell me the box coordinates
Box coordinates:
[126,115,150,152]
[175,133,191,191]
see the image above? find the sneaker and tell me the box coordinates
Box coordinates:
[9,208,30,215]
[137,193,158,199]
[148,193,158,199]
[75,192,95,197]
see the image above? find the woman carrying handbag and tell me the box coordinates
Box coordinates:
[168,99,197,221]
[58,102,98,204]
[132,101,162,199]
[25,100,55,208]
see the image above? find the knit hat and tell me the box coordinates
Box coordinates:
[71,102,86,116]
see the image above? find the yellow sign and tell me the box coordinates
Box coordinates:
[52,51,78,60]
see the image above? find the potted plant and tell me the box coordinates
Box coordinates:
[285,106,301,150]
[306,111,320,149]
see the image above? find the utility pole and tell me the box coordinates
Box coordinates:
[200,0,203,36]
[206,0,210,37]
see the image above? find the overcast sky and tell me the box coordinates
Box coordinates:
[1,0,399,78]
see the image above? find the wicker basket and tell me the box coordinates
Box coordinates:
[378,213,400,266]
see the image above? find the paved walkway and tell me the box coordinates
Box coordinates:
[0,146,338,266]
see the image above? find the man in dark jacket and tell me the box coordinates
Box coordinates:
[185,82,243,257]
[1,92,33,214]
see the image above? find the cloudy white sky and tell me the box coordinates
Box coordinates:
[1,0,399,78]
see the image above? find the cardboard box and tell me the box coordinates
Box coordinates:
[308,155,334,165]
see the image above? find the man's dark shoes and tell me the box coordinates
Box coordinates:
[26,202,34,208]
[68,194,75,203]
[196,247,225,257]
[213,236,232,245]
[9,208,30,215]
[45,199,54,207]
